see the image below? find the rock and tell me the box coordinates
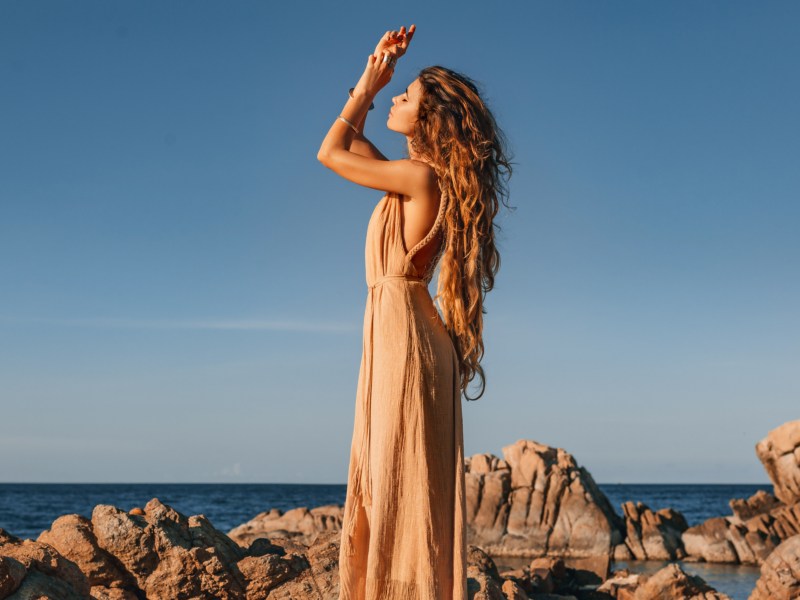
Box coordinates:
[564,555,610,585]
[681,485,800,564]
[467,570,506,600]
[2,568,88,600]
[467,544,501,580]
[680,423,800,567]
[227,504,343,548]
[730,489,783,521]
[612,542,633,561]
[0,555,27,597]
[466,454,513,547]
[526,558,558,594]
[756,420,800,505]
[1,496,350,599]
[748,533,800,600]
[37,513,134,588]
[226,440,651,561]
[0,537,91,598]
[89,586,141,600]
[529,557,566,581]
[682,517,740,563]
[244,530,340,599]
[467,440,625,559]
[631,562,731,599]
[501,577,529,600]
[0,530,20,546]
[90,503,159,589]
[465,545,509,599]
[596,568,643,598]
[621,501,688,560]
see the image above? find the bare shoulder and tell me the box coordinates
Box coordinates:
[403,159,440,206]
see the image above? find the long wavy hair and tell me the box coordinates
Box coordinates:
[408,65,514,401]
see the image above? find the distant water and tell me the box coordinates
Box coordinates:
[0,482,773,600]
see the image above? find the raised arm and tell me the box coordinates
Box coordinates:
[317,26,426,196]
[351,130,389,161]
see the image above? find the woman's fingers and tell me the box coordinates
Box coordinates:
[374,24,414,61]
[402,24,415,48]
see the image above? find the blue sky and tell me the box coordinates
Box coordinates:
[1,1,797,484]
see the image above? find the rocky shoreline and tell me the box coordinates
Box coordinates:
[1,420,798,599]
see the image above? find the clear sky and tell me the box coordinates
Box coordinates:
[1,1,797,484]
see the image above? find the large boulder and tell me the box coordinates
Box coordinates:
[755,420,800,505]
[466,440,625,558]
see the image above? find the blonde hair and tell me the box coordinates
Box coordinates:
[410,66,514,401]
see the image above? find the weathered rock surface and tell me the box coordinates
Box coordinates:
[599,563,731,599]
[756,420,800,505]
[229,439,628,560]
[0,528,91,599]
[466,440,625,558]
[3,504,680,600]
[677,420,800,565]
[748,534,800,600]
[730,489,783,521]
[228,504,342,548]
[681,488,800,564]
[0,499,337,599]
[619,501,688,561]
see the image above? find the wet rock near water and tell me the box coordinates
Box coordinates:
[0,497,738,600]
[680,420,800,566]
[614,501,688,561]
[598,563,732,599]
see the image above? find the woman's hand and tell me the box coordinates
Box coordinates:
[373,25,415,61]
[354,25,416,97]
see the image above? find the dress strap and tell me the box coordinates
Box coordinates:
[404,186,449,268]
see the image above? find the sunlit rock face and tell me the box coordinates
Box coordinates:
[465,439,625,559]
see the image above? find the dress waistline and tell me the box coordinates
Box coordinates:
[368,274,425,289]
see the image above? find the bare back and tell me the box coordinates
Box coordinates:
[398,185,444,277]
[396,159,444,277]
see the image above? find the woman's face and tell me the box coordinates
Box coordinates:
[387,77,422,136]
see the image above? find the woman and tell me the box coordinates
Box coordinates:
[317,25,513,600]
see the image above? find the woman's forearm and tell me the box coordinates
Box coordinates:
[317,88,376,160]
[350,131,389,160]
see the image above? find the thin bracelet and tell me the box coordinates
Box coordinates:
[337,115,359,135]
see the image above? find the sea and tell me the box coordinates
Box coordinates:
[0,482,774,600]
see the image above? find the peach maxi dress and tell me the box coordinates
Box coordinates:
[338,188,467,600]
